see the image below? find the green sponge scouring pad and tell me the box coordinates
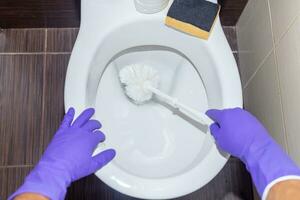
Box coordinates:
[165,0,220,40]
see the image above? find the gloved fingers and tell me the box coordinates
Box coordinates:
[206,109,223,123]
[89,149,116,173]
[59,107,75,129]
[92,130,106,144]
[209,123,221,141]
[72,108,95,127]
[82,120,102,131]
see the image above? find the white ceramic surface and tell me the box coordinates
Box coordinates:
[64,0,243,199]
[134,0,170,14]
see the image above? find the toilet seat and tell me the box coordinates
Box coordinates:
[65,0,242,199]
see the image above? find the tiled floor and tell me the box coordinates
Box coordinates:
[0,27,252,200]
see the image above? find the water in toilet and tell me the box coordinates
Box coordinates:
[93,47,213,179]
[118,64,214,126]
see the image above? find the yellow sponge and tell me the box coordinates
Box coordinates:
[165,0,221,40]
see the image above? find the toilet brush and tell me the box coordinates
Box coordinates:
[119,64,214,127]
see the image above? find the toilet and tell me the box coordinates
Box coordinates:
[64,0,243,199]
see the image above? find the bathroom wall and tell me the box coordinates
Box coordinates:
[237,0,300,166]
[219,0,249,25]
[0,27,254,199]
[0,0,247,28]
[0,0,80,28]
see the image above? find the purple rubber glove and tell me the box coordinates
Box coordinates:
[206,108,300,198]
[9,108,116,200]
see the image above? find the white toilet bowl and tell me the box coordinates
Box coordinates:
[64,0,243,199]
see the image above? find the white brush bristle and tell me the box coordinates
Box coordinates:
[119,64,159,104]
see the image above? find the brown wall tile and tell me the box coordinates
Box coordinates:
[46,28,79,52]
[219,0,249,9]
[0,167,33,199]
[223,26,238,52]
[234,53,239,65]
[0,29,45,52]
[0,55,44,166]
[0,0,246,28]
[66,174,138,200]
[219,0,249,26]
[41,54,70,150]
[0,0,80,28]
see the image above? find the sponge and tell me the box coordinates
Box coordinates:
[165,0,221,40]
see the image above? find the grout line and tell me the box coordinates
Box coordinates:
[43,52,71,55]
[267,0,290,153]
[40,29,48,157]
[0,52,45,55]
[4,28,46,31]
[44,28,48,52]
[1,50,232,55]
[243,48,274,89]
[40,56,46,155]
[3,27,79,31]
[222,26,235,28]
[273,10,300,47]
[0,52,46,55]
[0,165,33,169]
[46,27,79,30]
[0,52,71,55]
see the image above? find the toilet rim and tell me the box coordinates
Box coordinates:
[94,142,228,199]
[64,8,243,199]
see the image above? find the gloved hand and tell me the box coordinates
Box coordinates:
[206,108,300,199]
[9,108,116,200]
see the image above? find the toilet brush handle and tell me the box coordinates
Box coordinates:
[147,85,214,126]
[173,100,214,126]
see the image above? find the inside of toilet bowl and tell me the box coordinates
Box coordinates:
[93,46,217,179]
